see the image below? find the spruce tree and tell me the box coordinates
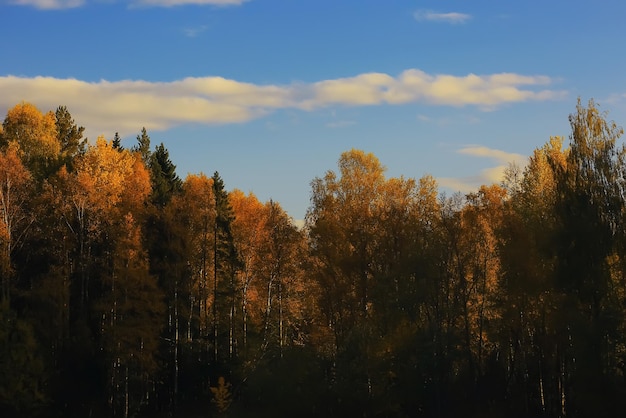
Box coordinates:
[55,106,86,158]
[150,143,182,206]
[132,127,151,165]
[112,132,123,150]
[211,172,241,362]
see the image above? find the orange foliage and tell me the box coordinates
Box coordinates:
[75,137,136,213]
[121,157,152,214]
[0,145,33,250]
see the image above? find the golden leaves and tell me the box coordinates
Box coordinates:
[1,102,60,163]
[76,137,135,211]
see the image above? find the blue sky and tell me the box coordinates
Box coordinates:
[2,0,626,222]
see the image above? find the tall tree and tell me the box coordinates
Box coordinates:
[212,172,241,362]
[55,105,86,171]
[307,149,434,414]
[112,132,123,150]
[132,127,151,166]
[0,144,34,302]
[548,98,625,417]
[1,102,60,180]
[150,143,182,207]
[98,212,165,418]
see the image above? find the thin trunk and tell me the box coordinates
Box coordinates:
[539,354,546,414]
[187,293,193,341]
[229,268,235,358]
[213,215,218,363]
[174,279,179,405]
[262,275,274,351]
[229,293,234,358]
[124,365,129,418]
[278,277,283,358]
[0,179,12,303]
[242,279,248,350]
[202,215,209,357]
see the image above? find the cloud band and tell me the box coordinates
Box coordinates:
[0,70,564,138]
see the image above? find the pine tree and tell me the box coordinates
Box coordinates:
[55,105,86,171]
[150,143,182,206]
[112,132,123,150]
[212,172,241,361]
[132,127,151,165]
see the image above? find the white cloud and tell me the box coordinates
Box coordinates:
[458,145,527,166]
[10,0,247,8]
[0,70,563,139]
[131,0,247,7]
[437,177,478,194]
[438,146,528,193]
[10,0,84,9]
[414,10,471,24]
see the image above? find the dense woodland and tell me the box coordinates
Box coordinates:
[1,99,626,417]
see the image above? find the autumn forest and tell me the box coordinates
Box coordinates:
[1,99,626,417]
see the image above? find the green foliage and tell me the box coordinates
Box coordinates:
[132,126,151,164]
[112,132,123,150]
[150,143,182,206]
[55,105,86,172]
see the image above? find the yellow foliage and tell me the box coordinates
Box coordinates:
[76,137,136,212]
[210,376,232,413]
[1,102,60,162]
[121,157,151,213]
[0,146,33,279]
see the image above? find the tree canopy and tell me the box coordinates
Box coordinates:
[1,99,626,418]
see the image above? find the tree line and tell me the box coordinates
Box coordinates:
[1,99,626,417]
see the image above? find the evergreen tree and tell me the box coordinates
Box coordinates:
[55,106,86,171]
[212,172,241,362]
[132,127,151,165]
[112,132,123,150]
[150,143,182,206]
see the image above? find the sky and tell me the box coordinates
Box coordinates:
[2,0,626,222]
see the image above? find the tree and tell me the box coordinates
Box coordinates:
[547,98,625,417]
[258,200,307,358]
[55,105,86,171]
[230,190,266,355]
[146,188,191,412]
[498,137,565,416]
[212,172,241,362]
[210,376,232,414]
[98,212,165,418]
[461,185,506,391]
[1,102,60,180]
[132,127,151,165]
[307,149,435,414]
[307,149,387,344]
[112,132,123,150]
[56,137,136,316]
[0,145,33,302]
[0,302,46,416]
[150,143,182,207]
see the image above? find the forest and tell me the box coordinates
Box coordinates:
[1,98,626,418]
